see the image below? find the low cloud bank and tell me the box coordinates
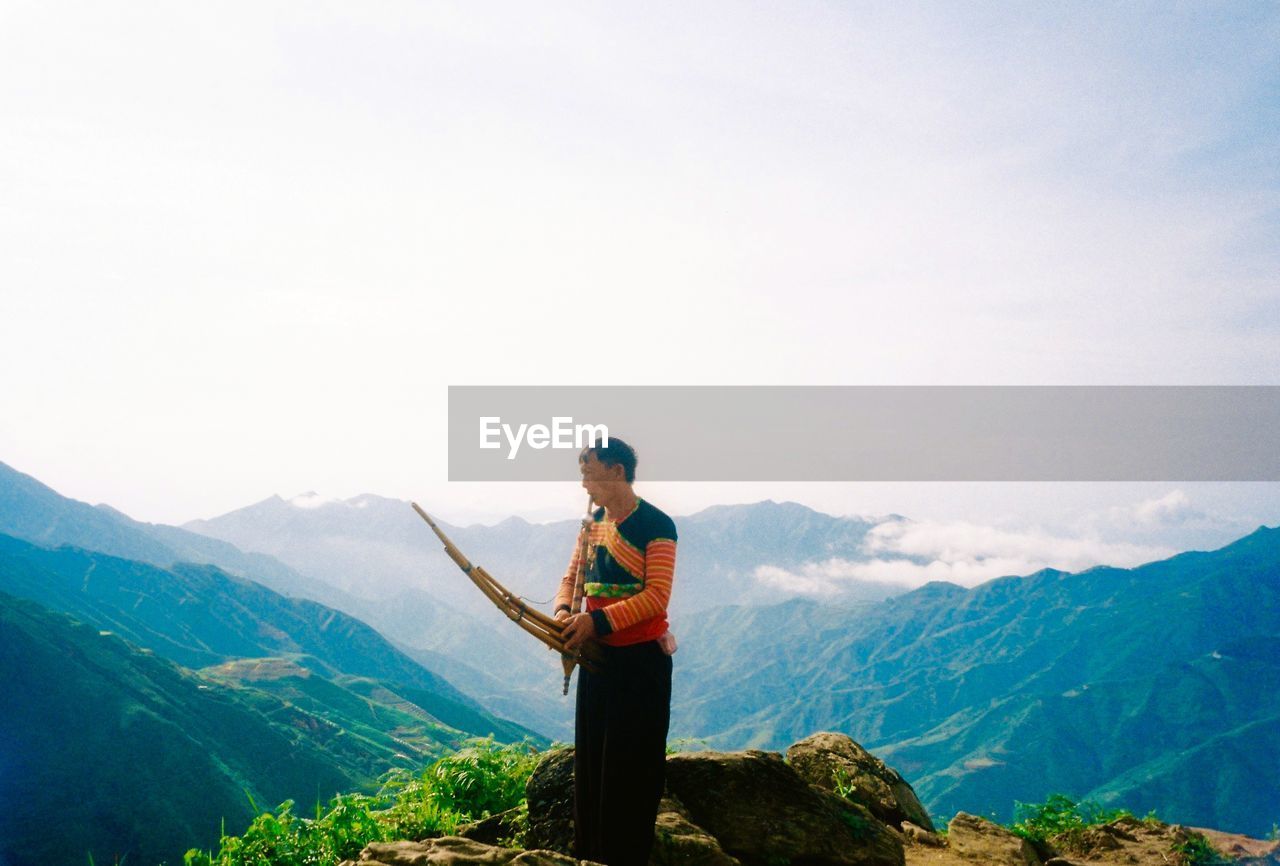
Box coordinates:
[753,492,1204,595]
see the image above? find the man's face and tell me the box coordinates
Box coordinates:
[580,452,623,501]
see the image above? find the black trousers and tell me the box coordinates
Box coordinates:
[574,639,673,866]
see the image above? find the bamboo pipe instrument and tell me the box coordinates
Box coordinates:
[411,503,602,687]
[562,493,596,692]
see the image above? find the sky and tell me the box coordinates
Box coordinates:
[2,2,1278,575]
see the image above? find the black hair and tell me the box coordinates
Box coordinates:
[580,436,637,484]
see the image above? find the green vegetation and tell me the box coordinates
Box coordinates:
[665,736,709,754]
[184,738,543,866]
[1171,831,1231,866]
[1008,794,1231,866]
[836,805,871,839]
[831,766,858,801]
[1008,793,1139,847]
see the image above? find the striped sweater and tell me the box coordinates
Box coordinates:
[554,497,677,646]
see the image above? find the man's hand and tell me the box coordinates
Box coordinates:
[562,611,597,651]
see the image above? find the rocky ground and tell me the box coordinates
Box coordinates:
[338,732,1280,866]
[905,813,1280,866]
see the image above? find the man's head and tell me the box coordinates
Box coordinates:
[579,437,637,500]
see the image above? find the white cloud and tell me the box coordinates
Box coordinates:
[753,515,1175,595]
[1102,489,1204,528]
[288,491,337,510]
[753,564,847,597]
[863,519,1169,571]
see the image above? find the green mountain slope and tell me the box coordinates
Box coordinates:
[0,460,330,600]
[675,528,1280,836]
[0,532,537,744]
[0,460,575,739]
[0,591,363,866]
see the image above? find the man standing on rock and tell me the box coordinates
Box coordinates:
[555,437,678,866]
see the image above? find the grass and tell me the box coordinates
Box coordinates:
[183,737,542,866]
[1171,831,1231,866]
[1007,793,1140,848]
[1008,794,1230,866]
[665,736,710,754]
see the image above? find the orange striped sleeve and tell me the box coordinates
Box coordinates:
[601,538,676,632]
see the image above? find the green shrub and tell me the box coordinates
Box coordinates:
[1008,794,1135,848]
[1171,831,1229,866]
[421,736,539,819]
[185,737,541,866]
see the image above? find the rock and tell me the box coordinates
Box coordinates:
[947,813,1041,866]
[664,749,905,866]
[338,836,602,865]
[458,807,525,847]
[787,732,935,832]
[525,747,575,855]
[522,750,740,864]
[1189,826,1280,864]
[510,852,598,866]
[1078,826,1125,852]
[901,821,944,847]
[650,795,742,866]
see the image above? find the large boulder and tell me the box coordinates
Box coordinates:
[947,813,1042,866]
[786,733,934,832]
[458,807,525,847]
[664,749,905,866]
[339,837,602,865]
[651,795,742,866]
[525,747,576,854]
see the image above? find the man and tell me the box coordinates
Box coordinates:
[554,438,677,866]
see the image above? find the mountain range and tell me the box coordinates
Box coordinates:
[183,491,909,615]
[0,463,541,866]
[670,528,1280,835]
[179,491,916,738]
[2,458,1278,850]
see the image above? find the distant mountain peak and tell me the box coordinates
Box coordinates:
[914,579,968,596]
[288,491,335,509]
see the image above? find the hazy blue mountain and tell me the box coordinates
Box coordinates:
[676,501,908,610]
[0,460,342,603]
[183,493,911,629]
[671,527,1280,836]
[185,492,589,614]
[184,494,906,614]
[0,461,575,738]
[181,493,917,740]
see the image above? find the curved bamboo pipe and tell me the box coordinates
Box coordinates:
[562,493,596,692]
[411,504,602,689]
